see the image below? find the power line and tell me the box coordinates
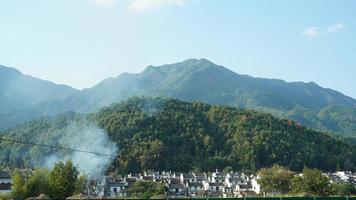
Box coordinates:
[0,137,117,158]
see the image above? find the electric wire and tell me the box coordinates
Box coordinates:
[0,136,117,158]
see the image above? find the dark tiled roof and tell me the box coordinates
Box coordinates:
[125,178,137,182]
[168,178,180,184]
[0,183,11,190]
[105,176,122,182]
[188,182,203,187]
[169,183,185,189]
[209,182,225,187]
[229,177,244,181]
[107,182,127,187]
[238,184,252,189]
[182,173,195,179]
[142,176,154,180]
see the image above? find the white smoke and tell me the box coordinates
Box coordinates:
[44,121,118,177]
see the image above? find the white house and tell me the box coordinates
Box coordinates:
[192,172,207,183]
[204,181,225,193]
[186,182,204,196]
[180,173,195,184]
[211,171,227,183]
[106,182,127,197]
[336,171,352,182]
[167,183,186,196]
[251,176,261,195]
[234,184,256,197]
[225,176,246,187]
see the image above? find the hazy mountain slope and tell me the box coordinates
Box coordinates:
[0,65,79,130]
[77,59,356,111]
[1,97,355,172]
[1,59,355,137]
[69,59,356,136]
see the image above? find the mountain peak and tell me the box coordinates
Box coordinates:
[181,58,215,65]
[179,58,220,70]
[142,58,218,75]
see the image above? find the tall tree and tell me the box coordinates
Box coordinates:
[257,165,295,194]
[128,181,167,199]
[23,169,51,198]
[49,160,79,199]
[291,168,332,196]
[11,170,26,200]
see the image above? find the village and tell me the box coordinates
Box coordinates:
[1,170,355,198]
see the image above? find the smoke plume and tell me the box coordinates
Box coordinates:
[44,120,118,177]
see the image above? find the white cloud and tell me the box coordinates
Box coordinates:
[302,23,345,39]
[127,0,185,11]
[302,27,319,39]
[93,0,118,6]
[327,23,344,33]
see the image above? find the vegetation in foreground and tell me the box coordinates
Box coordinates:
[2,160,168,200]
[9,160,86,200]
[258,165,356,197]
[2,163,356,200]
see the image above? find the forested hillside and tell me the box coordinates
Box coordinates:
[1,97,355,173]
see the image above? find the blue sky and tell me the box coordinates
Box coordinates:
[1,0,355,98]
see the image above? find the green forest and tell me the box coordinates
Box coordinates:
[1,97,355,173]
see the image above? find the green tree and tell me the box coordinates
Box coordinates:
[75,174,88,195]
[49,160,79,199]
[291,168,332,196]
[128,181,167,198]
[11,170,26,200]
[223,166,233,173]
[257,165,295,195]
[336,183,356,196]
[23,169,51,198]
[0,193,12,200]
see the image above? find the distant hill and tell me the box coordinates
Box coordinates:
[0,59,355,137]
[0,65,79,130]
[0,97,355,172]
[70,58,356,111]
[64,58,356,137]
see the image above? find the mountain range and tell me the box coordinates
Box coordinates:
[1,59,355,137]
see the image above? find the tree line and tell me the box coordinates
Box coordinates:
[0,160,168,200]
[258,165,356,197]
[0,160,85,200]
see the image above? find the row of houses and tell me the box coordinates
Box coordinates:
[95,170,356,198]
[326,171,356,185]
[1,170,356,198]
[100,170,261,198]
